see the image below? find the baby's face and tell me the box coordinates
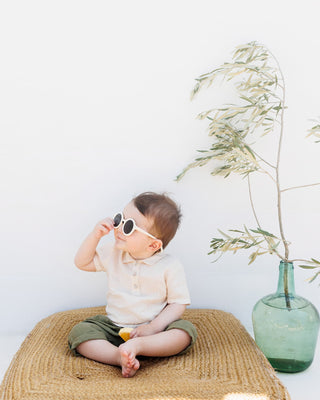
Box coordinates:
[113,201,159,259]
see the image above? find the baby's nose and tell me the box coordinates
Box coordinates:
[118,221,125,234]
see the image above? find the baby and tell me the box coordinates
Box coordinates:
[68,192,197,377]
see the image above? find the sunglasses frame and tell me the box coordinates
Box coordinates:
[113,212,162,245]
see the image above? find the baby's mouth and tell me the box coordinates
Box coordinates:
[116,235,126,242]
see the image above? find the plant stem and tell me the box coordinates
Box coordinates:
[251,149,277,169]
[276,143,289,260]
[248,175,285,261]
[257,168,278,185]
[281,182,320,192]
[283,263,291,310]
[248,174,261,227]
[267,46,291,308]
[271,52,289,261]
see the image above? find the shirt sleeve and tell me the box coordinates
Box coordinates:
[93,241,114,272]
[165,259,191,305]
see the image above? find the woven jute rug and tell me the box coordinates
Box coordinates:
[0,307,290,400]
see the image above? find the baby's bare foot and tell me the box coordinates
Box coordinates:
[119,347,140,378]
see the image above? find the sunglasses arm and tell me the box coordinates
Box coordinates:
[135,226,163,252]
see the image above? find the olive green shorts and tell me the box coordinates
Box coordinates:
[68,314,197,356]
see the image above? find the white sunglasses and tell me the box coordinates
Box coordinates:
[113,212,162,248]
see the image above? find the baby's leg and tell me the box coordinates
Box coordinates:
[119,328,191,360]
[76,339,120,365]
[76,340,140,378]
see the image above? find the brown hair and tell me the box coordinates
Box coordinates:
[132,192,182,249]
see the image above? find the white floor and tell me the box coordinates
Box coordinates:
[0,333,319,399]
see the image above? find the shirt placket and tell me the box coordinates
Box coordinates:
[132,262,140,294]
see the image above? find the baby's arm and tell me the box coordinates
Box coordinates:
[74,218,114,271]
[130,303,186,338]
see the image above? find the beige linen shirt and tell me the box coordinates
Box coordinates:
[93,242,191,327]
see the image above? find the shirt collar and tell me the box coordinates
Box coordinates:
[122,250,165,266]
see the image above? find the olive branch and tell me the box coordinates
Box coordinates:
[177,41,320,283]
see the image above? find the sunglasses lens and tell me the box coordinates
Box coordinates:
[113,213,122,228]
[123,219,134,235]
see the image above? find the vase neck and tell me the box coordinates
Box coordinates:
[276,261,295,295]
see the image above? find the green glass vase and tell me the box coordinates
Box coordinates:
[252,261,320,372]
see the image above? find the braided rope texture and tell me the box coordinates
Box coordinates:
[0,307,291,400]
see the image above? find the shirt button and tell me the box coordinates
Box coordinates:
[134,284,138,289]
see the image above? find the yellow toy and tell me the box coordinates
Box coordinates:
[118,327,133,341]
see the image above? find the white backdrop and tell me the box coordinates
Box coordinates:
[1,0,320,334]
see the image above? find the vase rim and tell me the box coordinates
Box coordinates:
[280,260,293,265]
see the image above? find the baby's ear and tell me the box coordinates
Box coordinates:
[150,240,162,252]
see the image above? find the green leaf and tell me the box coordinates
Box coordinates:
[248,249,259,264]
[270,241,280,250]
[229,229,245,234]
[217,229,233,240]
[250,228,277,238]
[307,272,320,284]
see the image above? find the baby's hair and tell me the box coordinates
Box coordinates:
[132,192,182,249]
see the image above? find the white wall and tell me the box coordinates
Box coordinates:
[1,0,320,334]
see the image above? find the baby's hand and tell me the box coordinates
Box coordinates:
[93,218,114,239]
[130,323,157,338]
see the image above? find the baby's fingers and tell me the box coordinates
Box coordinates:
[99,225,111,235]
[94,217,114,237]
[130,329,138,338]
[100,219,114,232]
